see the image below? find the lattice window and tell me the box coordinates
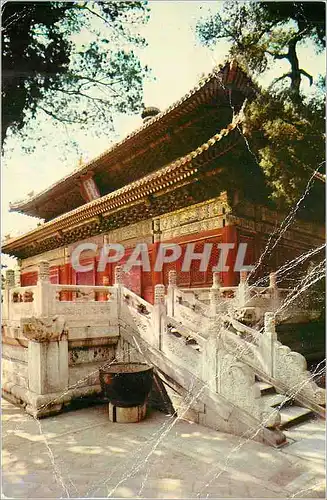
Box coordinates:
[190,241,206,286]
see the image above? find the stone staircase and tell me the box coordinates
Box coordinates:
[255,378,315,431]
[144,271,324,445]
[162,314,321,442]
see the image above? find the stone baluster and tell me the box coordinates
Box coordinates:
[202,318,220,392]
[5,269,15,289]
[209,272,221,316]
[114,265,123,316]
[240,269,248,284]
[114,265,123,286]
[236,269,251,308]
[153,284,166,351]
[167,270,177,317]
[154,284,165,305]
[269,271,280,311]
[14,267,21,287]
[35,261,51,316]
[100,276,110,301]
[3,269,15,320]
[38,261,50,282]
[259,312,277,377]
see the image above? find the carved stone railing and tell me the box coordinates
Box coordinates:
[166,315,206,350]
[4,286,38,321]
[120,286,154,347]
[122,283,282,431]
[52,285,117,322]
[162,270,325,414]
[53,284,114,303]
[3,262,324,423]
[179,287,210,304]
[223,312,325,412]
[173,289,211,336]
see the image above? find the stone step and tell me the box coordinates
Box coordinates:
[279,405,313,430]
[255,381,275,395]
[261,392,291,409]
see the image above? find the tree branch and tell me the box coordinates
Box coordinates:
[300,69,313,86]
[50,87,113,103]
[38,105,88,124]
[76,4,127,40]
[269,72,293,88]
[266,50,288,60]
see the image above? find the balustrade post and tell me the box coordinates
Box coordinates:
[154,284,166,351]
[202,318,220,392]
[100,276,110,301]
[259,312,277,377]
[167,270,177,317]
[236,269,251,308]
[114,265,123,286]
[114,265,123,317]
[269,272,280,311]
[5,269,15,288]
[14,267,21,287]
[3,269,15,320]
[35,261,52,317]
[209,272,221,316]
[22,316,69,401]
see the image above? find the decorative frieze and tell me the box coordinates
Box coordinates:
[21,247,65,270]
[106,220,152,245]
[158,196,230,241]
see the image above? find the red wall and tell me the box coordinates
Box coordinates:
[19,225,262,302]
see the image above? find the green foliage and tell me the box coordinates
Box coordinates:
[242,90,325,207]
[196,1,325,207]
[2,1,150,147]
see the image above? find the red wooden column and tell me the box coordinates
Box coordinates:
[59,263,71,301]
[149,220,163,303]
[151,241,164,287]
[221,224,238,286]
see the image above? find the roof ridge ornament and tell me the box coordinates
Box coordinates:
[141,106,161,123]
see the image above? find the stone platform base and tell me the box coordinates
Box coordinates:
[108,402,147,423]
[2,382,103,418]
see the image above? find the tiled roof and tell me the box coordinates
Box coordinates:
[2,110,244,254]
[9,60,256,215]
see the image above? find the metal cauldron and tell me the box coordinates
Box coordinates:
[99,362,153,408]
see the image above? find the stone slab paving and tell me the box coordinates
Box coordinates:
[1,399,325,499]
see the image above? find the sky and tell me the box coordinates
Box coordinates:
[1,0,325,269]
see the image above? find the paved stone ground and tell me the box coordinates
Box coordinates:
[2,399,325,499]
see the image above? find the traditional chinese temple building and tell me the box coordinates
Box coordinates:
[2,62,325,436]
[2,61,325,304]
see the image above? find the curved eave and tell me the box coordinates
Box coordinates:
[2,117,243,257]
[9,61,257,219]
